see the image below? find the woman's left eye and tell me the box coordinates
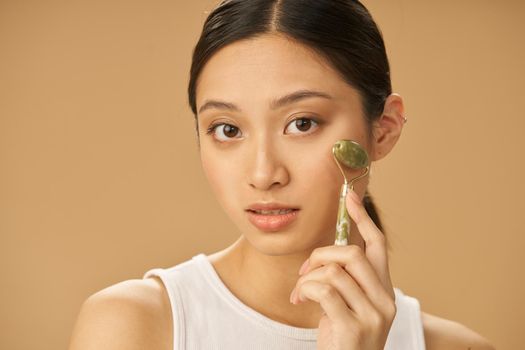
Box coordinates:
[285,117,320,135]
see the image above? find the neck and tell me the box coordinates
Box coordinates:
[207,224,365,328]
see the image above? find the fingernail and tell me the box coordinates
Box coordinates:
[348,188,361,204]
[299,259,309,275]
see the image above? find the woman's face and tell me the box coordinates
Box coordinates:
[196,34,373,255]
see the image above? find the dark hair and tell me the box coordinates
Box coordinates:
[187,0,390,235]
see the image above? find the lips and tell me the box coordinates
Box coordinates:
[245,207,300,232]
[248,208,296,215]
[246,202,300,211]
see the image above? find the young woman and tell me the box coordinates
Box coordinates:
[69,1,495,349]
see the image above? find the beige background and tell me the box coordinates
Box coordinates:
[1,0,523,349]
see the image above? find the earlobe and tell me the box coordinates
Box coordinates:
[370,93,406,162]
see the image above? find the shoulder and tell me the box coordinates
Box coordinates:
[68,277,173,350]
[421,311,496,350]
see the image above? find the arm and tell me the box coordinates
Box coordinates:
[68,278,172,350]
[422,311,496,350]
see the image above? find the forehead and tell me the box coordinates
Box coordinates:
[195,34,355,110]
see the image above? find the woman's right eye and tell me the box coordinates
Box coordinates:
[206,123,242,142]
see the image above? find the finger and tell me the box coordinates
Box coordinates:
[345,188,392,289]
[295,280,357,325]
[301,245,394,306]
[293,262,379,317]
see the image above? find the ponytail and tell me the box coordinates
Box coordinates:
[363,190,385,235]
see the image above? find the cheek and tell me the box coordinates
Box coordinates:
[294,142,342,191]
[292,140,368,233]
[200,153,238,208]
[293,148,344,223]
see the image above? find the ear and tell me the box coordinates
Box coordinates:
[370,93,406,161]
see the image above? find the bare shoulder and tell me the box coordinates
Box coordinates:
[68,277,173,350]
[421,311,496,350]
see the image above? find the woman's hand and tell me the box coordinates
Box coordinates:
[289,189,397,350]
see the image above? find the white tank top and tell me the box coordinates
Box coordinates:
[143,253,426,350]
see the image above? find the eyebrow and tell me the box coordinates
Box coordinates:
[198,89,333,115]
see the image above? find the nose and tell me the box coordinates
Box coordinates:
[247,139,290,191]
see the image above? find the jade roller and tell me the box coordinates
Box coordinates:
[332,140,370,246]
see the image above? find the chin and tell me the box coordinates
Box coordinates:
[240,226,333,257]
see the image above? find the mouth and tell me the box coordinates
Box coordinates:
[246,208,298,215]
[245,208,300,232]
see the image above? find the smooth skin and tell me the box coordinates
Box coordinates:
[68,34,496,349]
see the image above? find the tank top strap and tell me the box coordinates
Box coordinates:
[385,287,426,350]
[143,254,426,350]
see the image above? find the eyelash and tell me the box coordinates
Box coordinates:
[205,117,322,142]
